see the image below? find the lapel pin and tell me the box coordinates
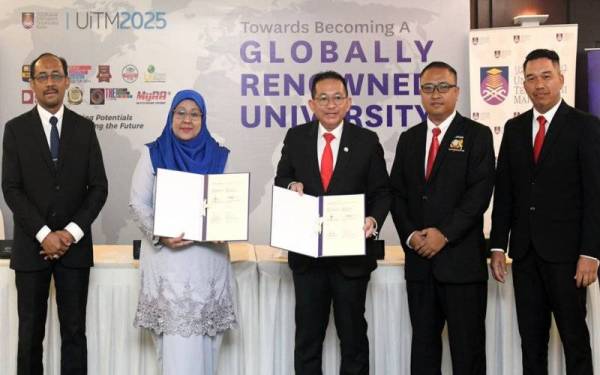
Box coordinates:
[343,147,349,152]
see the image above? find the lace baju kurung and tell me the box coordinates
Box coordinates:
[130,150,236,374]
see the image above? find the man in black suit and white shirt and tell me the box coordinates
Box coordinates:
[390,61,495,375]
[490,49,600,375]
[2,52,108,375]
[275,71,390,375]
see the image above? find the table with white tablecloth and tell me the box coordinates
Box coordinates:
[0,244,599,375]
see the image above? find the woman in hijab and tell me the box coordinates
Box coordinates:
[130,89,235,375]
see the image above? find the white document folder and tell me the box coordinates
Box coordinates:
[270,186,365,257]
[153,168,249,242]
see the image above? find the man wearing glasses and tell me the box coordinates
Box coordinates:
[390,61,495,375]
[2,52,107,375]
[275,70,390,375]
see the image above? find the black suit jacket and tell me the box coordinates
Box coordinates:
[275,121,391,277]
[390,113,495,283]
[2,106,108,271]
[490,101,600,262]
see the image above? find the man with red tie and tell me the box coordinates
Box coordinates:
[275,70,390,375]
[490,49,600,375]
[390,61,495,374]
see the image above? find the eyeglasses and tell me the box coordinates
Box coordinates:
[420,82,457,94]
[314,94,347,107]
[173,109,202,121]
[32,73,66,83]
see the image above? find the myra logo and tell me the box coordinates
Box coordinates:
[136,90,170,104]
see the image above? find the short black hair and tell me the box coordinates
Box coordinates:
[523,49,560,73]
[420,61,458,83]
[30,52,68,80]
[310,71,348,98]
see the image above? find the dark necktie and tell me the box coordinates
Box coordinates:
[321,133,335,191]
[533,115,546,163]
[49,116,59,164]
[425,127,441,181]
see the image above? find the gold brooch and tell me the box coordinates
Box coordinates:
[449,136,464,152]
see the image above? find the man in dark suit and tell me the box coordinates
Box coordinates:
[2,52,108,375]
[490,49,600,375]
[390,61,495,375]
[275,70,390,375]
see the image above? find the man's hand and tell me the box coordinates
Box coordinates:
[160,233,193,249]
[415,228,447,259]
[40,232,69,260]
[289,182,304,196]
[56,230,75,247]
[363,217,377,238]
[490,251,508,283]
[408,231,426,251]
[575,256,599,288]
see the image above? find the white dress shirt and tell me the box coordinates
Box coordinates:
[317,122,344,170]
[423,111,456,173]
[37,104,64,148]
[531,100,560,143]
[35,105,84,244]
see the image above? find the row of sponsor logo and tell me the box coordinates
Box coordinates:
[21,89,170,105]
[19,63,511,109]
[20,66,510,107]
[22,64,165,84]
[21,11,167,30]
[472,33,566,46]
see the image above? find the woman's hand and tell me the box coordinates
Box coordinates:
[160,233,193,249]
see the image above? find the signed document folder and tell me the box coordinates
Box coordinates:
[270,186,365,257]
[153,168,249,242]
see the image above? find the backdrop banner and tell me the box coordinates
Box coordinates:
[469,24,578,153]
[469,24,578,234]
[587,48,600,118]
[0,0,470,244]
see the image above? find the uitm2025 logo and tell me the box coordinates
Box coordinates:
[480,67,509,105]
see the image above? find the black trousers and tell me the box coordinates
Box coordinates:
[293,265,370,375]
[15,261,90,375]
[512,249,592,375]
[407,276,487,375]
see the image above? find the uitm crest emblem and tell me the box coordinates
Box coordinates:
[480,67,509,105]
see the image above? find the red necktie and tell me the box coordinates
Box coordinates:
[425,127,441,181]
[533,115,546,163]
[321,133,335,191]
